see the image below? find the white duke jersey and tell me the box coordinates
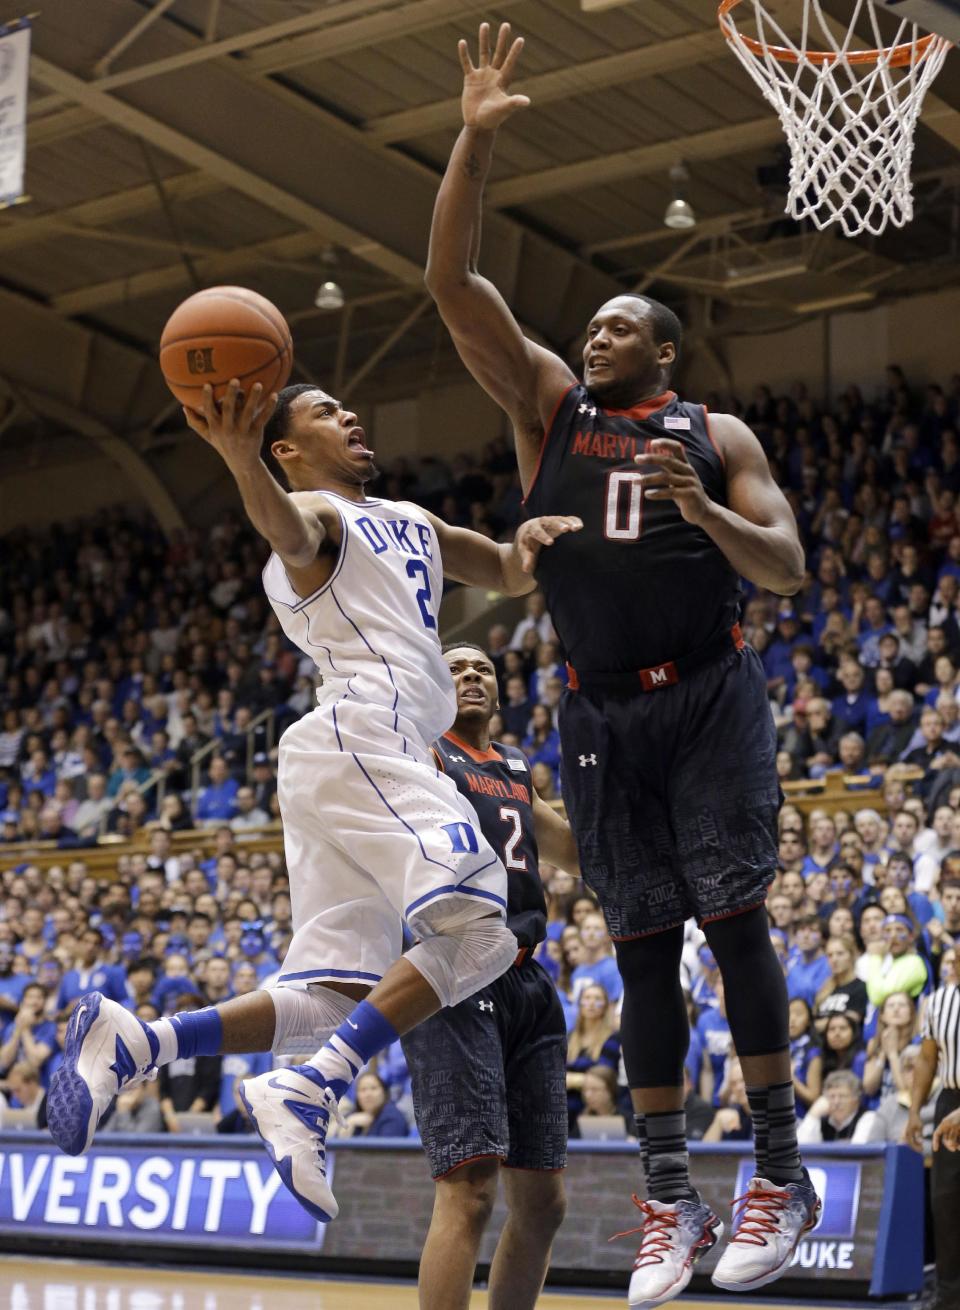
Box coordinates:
[262,490,456,747]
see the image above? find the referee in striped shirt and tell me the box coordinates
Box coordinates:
[906,983,960,1310]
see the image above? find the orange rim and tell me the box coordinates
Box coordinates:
[717,0,943,66]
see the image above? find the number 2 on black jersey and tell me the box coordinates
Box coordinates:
[498,805,527,871]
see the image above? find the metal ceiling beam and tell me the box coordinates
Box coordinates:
[27,55,424,288]
[487,117,785,208]
[28,106,100,145]
[585,207,770,256]
[342,296,433,399]
[0,170,218,254]
[27,0,404,113]
[94,0,179,77]
[245,0,524,78]
[366,29,721,144]
[0,377,186,534]
[51,230,334,315]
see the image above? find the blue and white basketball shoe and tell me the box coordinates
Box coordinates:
[239,1065,342,1222]
[47,992,159,1155]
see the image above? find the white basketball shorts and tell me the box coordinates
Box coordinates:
[275,687,508,989]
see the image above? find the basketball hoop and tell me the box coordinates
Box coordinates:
[718,0,952,237]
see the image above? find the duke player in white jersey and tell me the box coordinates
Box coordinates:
[47,377,582,1224]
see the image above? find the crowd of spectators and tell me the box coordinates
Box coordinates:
[1,367,960,1145]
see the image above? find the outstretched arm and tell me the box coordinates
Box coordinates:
[417,506,582,597]
[634,418,805,595]
[532,792,580,876]
[183,381,338,598]
[425,23,574,458]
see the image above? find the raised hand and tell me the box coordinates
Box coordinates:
[459,21,530,132]
[183,379,278,475]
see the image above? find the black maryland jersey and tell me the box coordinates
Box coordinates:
[524,383,742,672]
[433,732,545,948]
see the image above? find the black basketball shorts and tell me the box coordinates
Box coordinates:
[559,645,780,939]
[400,957,568,1179]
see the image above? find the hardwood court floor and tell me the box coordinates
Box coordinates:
[0,1257,855,1309]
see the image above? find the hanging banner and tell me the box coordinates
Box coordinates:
[0,16,31,209]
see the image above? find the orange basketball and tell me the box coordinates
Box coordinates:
[159,286,293,409]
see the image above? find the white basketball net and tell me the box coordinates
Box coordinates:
[720,0,952,237]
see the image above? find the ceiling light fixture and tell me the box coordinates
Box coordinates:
[664,162,696,230]
[314,280,345,310]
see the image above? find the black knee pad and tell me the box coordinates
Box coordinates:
[703,906,789,1057]
[614,927,689,1089]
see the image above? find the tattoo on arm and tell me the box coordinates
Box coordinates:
[463,151,482,181]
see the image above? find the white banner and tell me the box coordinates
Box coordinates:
[0,18,31,208]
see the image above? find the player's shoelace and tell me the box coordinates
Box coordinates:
[609,1195,680,1267]
[727,1187,792,1245]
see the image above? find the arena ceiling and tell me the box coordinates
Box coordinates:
[0,0,958,485]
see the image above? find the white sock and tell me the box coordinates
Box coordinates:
[307,1034,363,1092]
[148,1017,178,1065]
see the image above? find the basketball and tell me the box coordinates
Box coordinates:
[159,286,293,409]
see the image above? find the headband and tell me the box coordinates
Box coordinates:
[883,914,914,933]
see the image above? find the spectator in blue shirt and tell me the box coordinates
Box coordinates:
[106,745,151,799]
[570,911,623,1004]
[692,945,720,1011]
[801,814,838,878]
[857,596,894,667]
[342,1072,410,1138]
[0,984,56,1083]
[56,928,128,1011]
[882,852,936,927]
[21,749,56,800]
[196,755,239,825]
[831,660,875,737]
[697,983,733,1106]
[764,610,802,693]
[787,915,833,1007]
[0,945,32,1021]
[522,704,562,787]
[789,997,823,1118]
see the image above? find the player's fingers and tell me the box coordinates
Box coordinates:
[183,408,212,442]
[491,21,511,68]
[933,1123,944,1151]
[257,391,280,428]
[240,381,264,430]
[501,35,525,84]
[199,383,217,424]
[519,544,536,573]
[634,452,687,474]
[221,379,241,431]
[478,21,490,65]
[545,516,583,536]
[457,39,473,75]
[508,95,531,113]
[650,438,688,461]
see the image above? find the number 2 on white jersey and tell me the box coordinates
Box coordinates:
[405,559,437,630]
[498,805,527,871]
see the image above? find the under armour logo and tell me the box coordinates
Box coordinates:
[578,403,598,418]
[478,1000,494,1012]
[579,754,597,767]
[448,754,466,763]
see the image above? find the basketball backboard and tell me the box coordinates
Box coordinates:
[881,0,960,40]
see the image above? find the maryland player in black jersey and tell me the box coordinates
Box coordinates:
[401,643,578,1310]
[424,23,820,1308]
